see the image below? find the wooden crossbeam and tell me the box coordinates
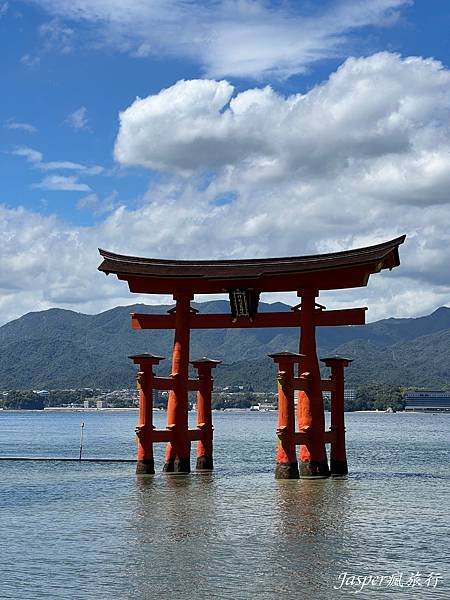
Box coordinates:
[151,429,174,443]
[152,377,201,391]
[187,429,204,442]
[152,377,175,391]
[295,377,335,392]
[148,428,205,443]
[131,307,366,330]
[321,379,335,392]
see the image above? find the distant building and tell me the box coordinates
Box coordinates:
[344,388,356,403]
[96,400,105,409]
[321,388,355,405]
[404,391,450,412]
[83,400,90,409]
[258,402,276,411]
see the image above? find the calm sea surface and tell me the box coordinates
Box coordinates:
[0,410,448,599]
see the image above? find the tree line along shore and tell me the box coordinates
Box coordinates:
[2,383,447,412]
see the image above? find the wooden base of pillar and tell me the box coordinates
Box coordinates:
[330,459,348,476]
[163,457,191,473]
[136,459,155,475]
[299,459,330,478]
[275,462,299,479]
[196,456,213,471]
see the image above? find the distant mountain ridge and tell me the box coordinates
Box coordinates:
[1,302,449,390]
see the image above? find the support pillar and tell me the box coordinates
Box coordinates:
[163,292,193,473]
[191,358,221,471]
[297,290,330,477]
[321,355,353,475]
[129,353,165,475]
[269,352,304,479]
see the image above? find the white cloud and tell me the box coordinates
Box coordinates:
[77,193,98,209]
[112,53,450,313]
[12,146,103,175]
[39,18,74,54]
[76,190,119,214]
[28,0,411,79]
[40,161,103,175]
[115,53,450,197]
[20,53,41,68]
[33,175,91,191]
[12,146,43,164]
[0,205,124,323]
[2,52,450,324]
[4,119,37,133]
[65,106,88,130]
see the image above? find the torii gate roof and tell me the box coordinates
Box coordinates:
[98,235,405,294]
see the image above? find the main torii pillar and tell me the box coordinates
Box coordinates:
[297,290,329,477]
[163,293,192,473]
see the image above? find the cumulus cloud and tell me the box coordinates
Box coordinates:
[28,0,410,79]
[114,54,450,313]
[0,205,130,324]
[2,52,450,323]
[115,53,450,200]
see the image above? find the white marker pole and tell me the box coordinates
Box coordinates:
[79,421,85,461]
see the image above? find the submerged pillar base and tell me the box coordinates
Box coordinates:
[299,459,330,478]
[330,459,348,476]
[136,459,155,475]
[163,457,191,473]
[275,462,299,479]
[196,456,213,471]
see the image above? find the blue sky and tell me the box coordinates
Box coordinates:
[1,0,450,323]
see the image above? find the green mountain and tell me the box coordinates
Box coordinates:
[0,302,449,390]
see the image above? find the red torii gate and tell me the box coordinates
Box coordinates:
[98,235,405,478]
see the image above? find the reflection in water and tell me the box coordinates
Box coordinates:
[267,478,352,599]
[125,473,354,600]
[127,473,222,600]
[276,477,350,537]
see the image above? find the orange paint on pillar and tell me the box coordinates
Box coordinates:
[321,356,352,475]
[129,353,165,475]
[191,358,221,471]
[269,352,303,479]
[297,291,330,477]
[164,293,193,473]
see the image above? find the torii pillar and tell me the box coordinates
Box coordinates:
[270,351,304,479]
[297,290,330,477]
[191,357,221,471]
[129,353,165,475]
[321,355,353,476]
[163,292,193,473]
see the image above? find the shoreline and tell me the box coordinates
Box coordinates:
[1,407,443,414]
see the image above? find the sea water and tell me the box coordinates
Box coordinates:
[0,410,448,599]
